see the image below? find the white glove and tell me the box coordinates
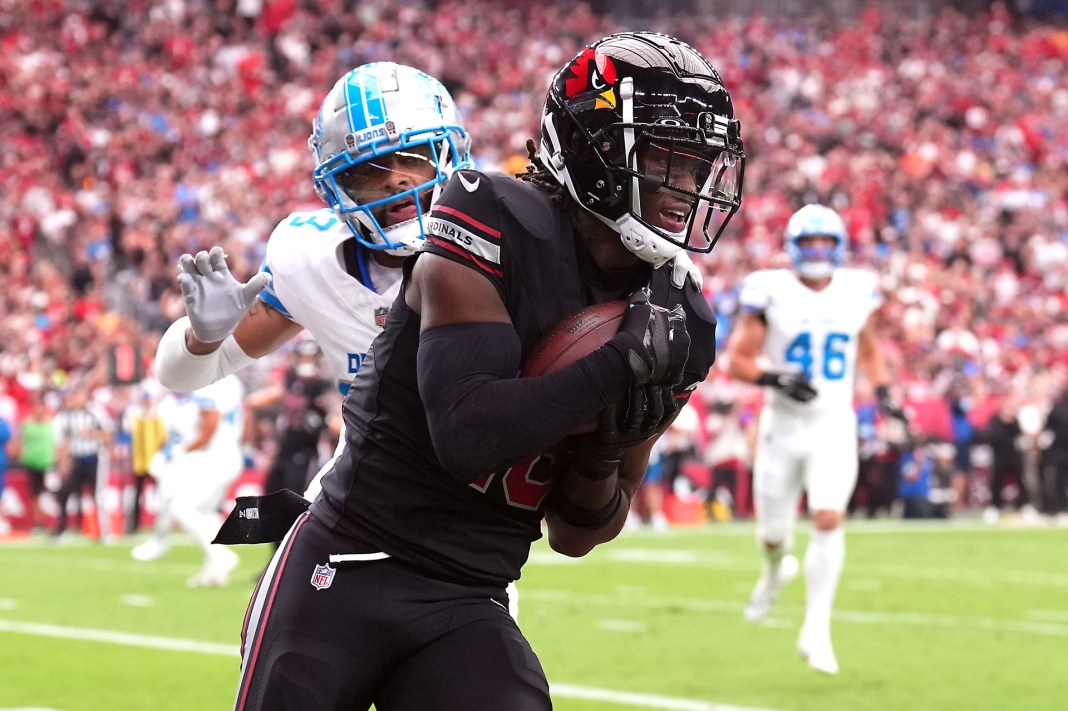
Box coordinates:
[177,246,271,343]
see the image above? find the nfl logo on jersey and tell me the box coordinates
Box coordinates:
[310,563,336,591]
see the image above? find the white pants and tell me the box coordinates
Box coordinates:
[152,449,243,554]
[752,406,857,542]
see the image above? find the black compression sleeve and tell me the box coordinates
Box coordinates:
[417,322,630,483]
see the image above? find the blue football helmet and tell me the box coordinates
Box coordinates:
[784,204,847,279]
[309,63,471,256]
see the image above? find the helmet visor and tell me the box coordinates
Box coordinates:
[629,131,743,252]
[335,143,438,206]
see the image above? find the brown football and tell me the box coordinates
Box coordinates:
[522,300,627,433]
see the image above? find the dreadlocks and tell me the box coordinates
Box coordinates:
[516,138,568,204]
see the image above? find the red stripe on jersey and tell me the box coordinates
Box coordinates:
[235,512,309,710]
[428,236,504,279]
[432,204,502,240]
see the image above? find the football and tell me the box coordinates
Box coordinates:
[522,300,626,433]
[521,300,627,378]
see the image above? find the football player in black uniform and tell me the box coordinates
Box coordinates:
[233,32,745,711]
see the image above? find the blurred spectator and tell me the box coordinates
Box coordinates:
[15,392,56,531]
[946,384,979,511]
[122,382,167,534]
[244,341,336,509]
[1039,386,1068,521]
[898,442,954,520]
[703,398,750,520]
[51,385,111,540]
[978,394,1038,523]
[0,412,11,535]
[627,439,670,532]
[851,383,906,519]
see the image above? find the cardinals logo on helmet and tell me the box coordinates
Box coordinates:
[564,48,617,110]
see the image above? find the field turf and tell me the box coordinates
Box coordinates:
[1,519,1065,710]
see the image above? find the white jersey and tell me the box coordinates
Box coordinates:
[158,375,244,458]
[739,267,881,414]
[258,208,402,394]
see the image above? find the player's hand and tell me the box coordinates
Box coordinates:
[875,385,908,424]
[605,288,689,387]
[177,246,271,343]
[564,384,680,479]
[757,370,818,403]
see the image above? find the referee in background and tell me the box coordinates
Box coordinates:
[52,385,111,540]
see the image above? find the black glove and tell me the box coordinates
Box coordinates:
[563,383,681,480]
[604,288,689,388]
[757,370,818,403]
[875,385,908,423]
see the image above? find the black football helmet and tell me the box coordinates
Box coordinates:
[540,32,745,267]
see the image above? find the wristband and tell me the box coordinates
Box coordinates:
[550,487,624,530]
[570,448,623,481]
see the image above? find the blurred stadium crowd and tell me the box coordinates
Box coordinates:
[1,0,1067,536]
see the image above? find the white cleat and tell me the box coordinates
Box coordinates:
[798,627,839,675]
[132,538,170,562]
[1019,504,1041,525]
[188,547,240,588]
[744,554,799,623]
[983,506,1000,525]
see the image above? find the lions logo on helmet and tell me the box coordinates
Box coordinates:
[540,32,745,267]
[309,63,472,256]
[784,204,848,281]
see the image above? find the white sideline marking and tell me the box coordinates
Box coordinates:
[597,618,645,633]
[523,590,1068,638]
[1028,609,1068,622]
[0,599,16,610]
[0,619,779,711]
[551,684,780,711]
[0,619,239,656]
[119,594,154,607]
[532,548,1068,588]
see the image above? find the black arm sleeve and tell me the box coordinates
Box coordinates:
[417,322,630,483]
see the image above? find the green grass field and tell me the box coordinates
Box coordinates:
[2,520,1066,711]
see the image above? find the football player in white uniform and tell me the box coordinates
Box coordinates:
[155,61,470,409]
[151,62,502,601]
[133,375,245,587]
[726,204,905,674]
[155,61,470,495]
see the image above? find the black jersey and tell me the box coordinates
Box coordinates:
[311,170,717,586]
[275,369,331,459]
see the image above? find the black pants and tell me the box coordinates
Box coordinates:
[54,455,98,535]
[988,462,1028,509]
[1041,451,1068,514]
[235,513,550,711]
[263,449,316,499]
[126,472,153,534]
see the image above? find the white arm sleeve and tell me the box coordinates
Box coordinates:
[155,316,257,392]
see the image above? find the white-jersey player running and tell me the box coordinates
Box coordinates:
[726,204,906,675]
[133,375,245,587]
